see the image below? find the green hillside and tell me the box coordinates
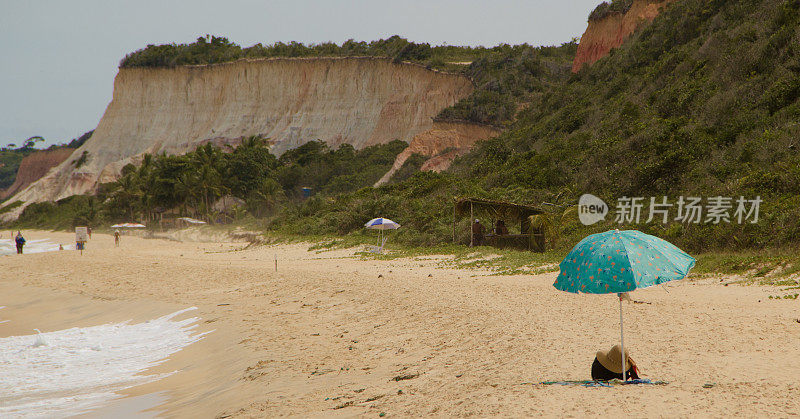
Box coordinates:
[449,0,800,250]
[279,0,800,251]
[12,0,800,256]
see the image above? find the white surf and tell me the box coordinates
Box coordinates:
[0,307,208,417]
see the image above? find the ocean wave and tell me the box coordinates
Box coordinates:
[0,307,208,417]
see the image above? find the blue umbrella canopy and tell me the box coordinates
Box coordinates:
[555,229,695,294]
[554,229,695,381]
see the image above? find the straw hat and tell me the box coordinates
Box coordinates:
[596,345,636,374]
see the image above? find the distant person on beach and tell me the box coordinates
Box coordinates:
[591,344,640,381]
[471,219,485,246]
[88,227,92,239]
[114,229,120,247]
[15,232,25,254]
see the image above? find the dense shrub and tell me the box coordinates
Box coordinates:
[442,0,800,250]
[589,0,634,21]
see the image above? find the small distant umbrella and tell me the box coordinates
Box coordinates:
[364,218,400,230]
[177,217,206,225]
[111,223,146,228]
[364,218,400,249]
[554,229,695,380]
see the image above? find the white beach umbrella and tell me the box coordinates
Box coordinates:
[111,223,146,228]
[364,218,401,230]
[177,217,207,224]
[364,218,400,249]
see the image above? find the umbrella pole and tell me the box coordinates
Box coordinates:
[619,294,626,381]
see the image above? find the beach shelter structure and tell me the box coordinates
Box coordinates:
[554,229,695,380]
[364,218,400,253]
[453,197,545,251]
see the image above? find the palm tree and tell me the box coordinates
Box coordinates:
[195,163,225,220]
[174,172,198,217]
[136,154,156,221]
[529,205,577,250]
[111,172,142,221]
[186,143,228,220]
[192,143,223,172]
[247,177,285,217]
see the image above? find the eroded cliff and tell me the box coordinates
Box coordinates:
[572,0,678,72]
[6,57,473,213]
[375,121,500,185]
[0,148,75,201]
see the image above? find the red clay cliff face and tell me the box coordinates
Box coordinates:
[572,0,678,72]
[375,121,500,186]
[0,148,75,200]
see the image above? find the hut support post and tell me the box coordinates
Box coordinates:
[452,203,456,244]
[470,202,474,247]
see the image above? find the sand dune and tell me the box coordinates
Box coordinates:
[1,230,798,417]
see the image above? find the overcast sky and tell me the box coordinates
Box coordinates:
[0,0,600,148]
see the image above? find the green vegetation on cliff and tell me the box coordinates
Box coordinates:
[435,43,576,126]
[120,35,576,126]
[452,0,800,251]
[589,0,635,21]
[13,0,800,259]
[0,137,46,190]
[120,35,442,68]
[0,131,93,193]
[277,0,800,252]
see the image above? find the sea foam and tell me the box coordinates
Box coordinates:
[0,238,74,256]
[0,307,207,417]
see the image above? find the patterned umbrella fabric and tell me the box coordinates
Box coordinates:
[554,229,695,381]
[555,229,695,294]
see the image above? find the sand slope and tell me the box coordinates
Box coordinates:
[1,231,798,417]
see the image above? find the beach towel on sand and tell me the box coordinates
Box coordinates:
[535,379,668,387]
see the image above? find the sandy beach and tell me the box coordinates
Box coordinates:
[1,230,799,417]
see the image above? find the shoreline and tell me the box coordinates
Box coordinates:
[1,230,799,416]
[0,279,255,418]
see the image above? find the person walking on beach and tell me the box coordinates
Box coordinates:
[15,231,25,254]
[114,229,120,247]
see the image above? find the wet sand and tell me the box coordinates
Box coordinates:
[1,230,799,417]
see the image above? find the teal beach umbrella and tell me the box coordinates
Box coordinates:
[554,229,695,380]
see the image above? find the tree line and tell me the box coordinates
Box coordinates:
[14,137,409,228]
